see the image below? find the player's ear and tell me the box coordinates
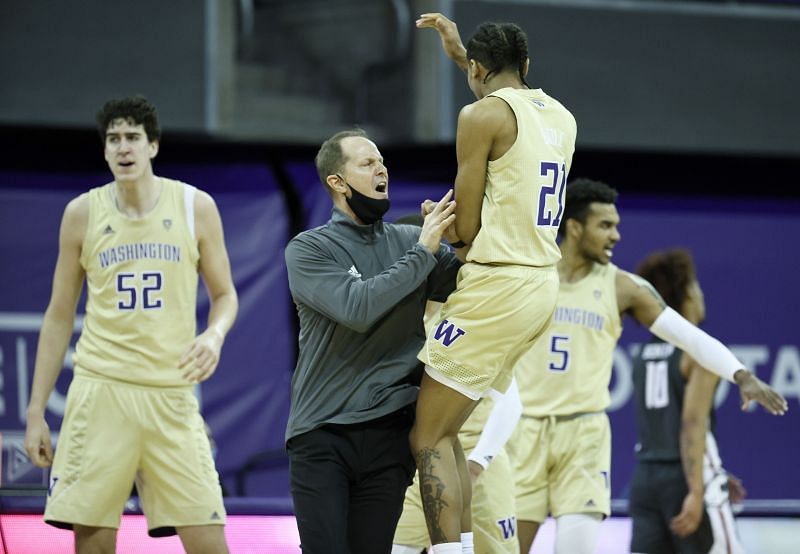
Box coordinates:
[149,140,159,159]
[565,218,582,239]
[522,57,530,78]
[468,59,481,80]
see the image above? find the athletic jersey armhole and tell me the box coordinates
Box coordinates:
[79,188,103,269]
[485,93,521,166]
[608,264,622,326]
[183,183,197,241]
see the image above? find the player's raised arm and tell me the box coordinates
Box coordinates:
[416,13,468,72]
[617,270,788,415]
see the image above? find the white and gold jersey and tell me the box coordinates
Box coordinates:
[467,87,577,268]
[75,178,200,386]
[516,262,621,415]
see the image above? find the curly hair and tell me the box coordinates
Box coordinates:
[635,249,697,312]
[466,22,529,86]
[96,95,161,144]
[315,128,369,189]
[558,178,618,237]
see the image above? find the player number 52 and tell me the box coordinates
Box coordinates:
[116,271,164,310]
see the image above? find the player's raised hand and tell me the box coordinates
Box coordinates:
[418,189,456,253]
[179,328,224,383]
[416,13,468,71]
[734,370,788,415]
[24,415,54,468]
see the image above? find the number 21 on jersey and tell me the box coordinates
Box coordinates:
[537,160,566,227]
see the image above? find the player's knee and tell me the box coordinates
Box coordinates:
[74,525,117,554]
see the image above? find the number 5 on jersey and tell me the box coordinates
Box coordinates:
[548,334,570,372]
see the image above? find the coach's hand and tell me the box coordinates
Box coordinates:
[180,328,224,383]
[418,189,456,254]
[670,490,704,538]
[421,198,461,246]
[24,414,54,468]
[734,370,788,415]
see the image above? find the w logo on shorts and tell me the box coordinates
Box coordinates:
[433,319,466,347]
[497,516,517,539]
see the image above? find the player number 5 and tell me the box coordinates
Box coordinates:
[548,335,570,372]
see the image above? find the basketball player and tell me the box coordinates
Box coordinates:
[508,179,786,554]
[23,96,238,554]
[630,249,748,554]
[389,241,523,554]
[410,14,577,553]
[393,381,522,554]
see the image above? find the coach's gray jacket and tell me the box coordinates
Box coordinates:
[284,208,461,442]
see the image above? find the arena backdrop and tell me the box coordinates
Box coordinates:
[1,164,798,503]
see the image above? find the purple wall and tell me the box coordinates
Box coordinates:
[0,165,293,496]
[1,166,798,501]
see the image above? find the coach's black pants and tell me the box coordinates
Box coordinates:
[287,406,416,554]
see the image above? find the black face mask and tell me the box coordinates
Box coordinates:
[341,179,390,225]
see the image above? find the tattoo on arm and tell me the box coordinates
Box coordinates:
[416,447,449,544]
[638,279,667,310]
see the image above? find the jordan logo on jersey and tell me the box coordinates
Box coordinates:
[163,219,172,229]
[497,516,516,539]
[433,319,466,347]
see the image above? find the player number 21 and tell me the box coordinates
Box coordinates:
[537,160,566,227]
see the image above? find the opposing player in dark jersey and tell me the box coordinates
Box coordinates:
[630,249,756,554]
